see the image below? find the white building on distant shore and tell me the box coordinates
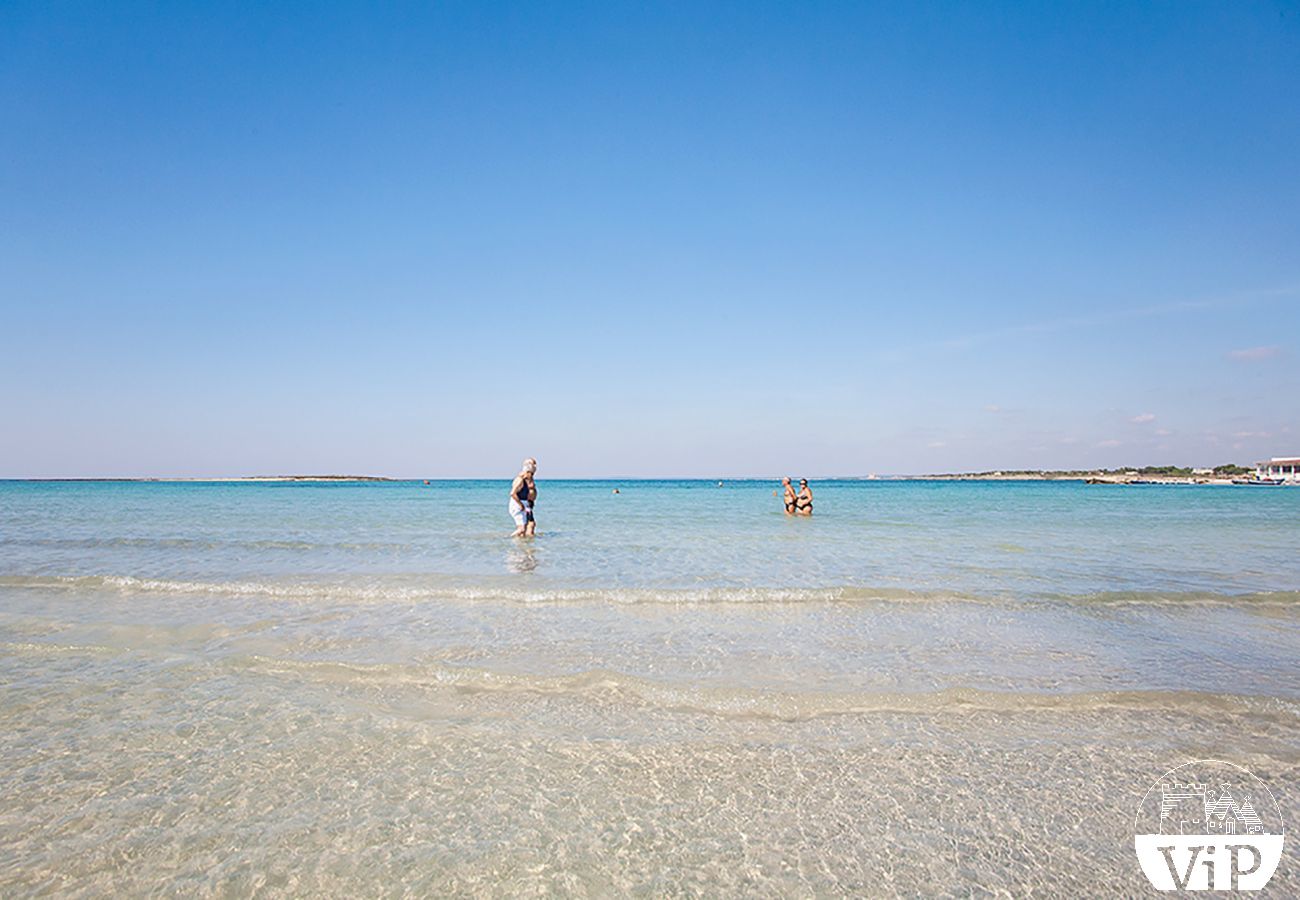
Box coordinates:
[1255,457,1300,481]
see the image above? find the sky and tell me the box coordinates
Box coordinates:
[2,1,1298,478]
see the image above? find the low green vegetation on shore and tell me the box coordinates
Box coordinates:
[935,463,1252,480]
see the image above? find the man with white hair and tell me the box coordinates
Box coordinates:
[509,458,538,537]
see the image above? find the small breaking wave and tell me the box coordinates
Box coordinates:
[1,574,1297,608]
[0,575,996,605]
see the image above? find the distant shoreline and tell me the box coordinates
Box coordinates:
[5,475,398,483]
[921,470,1245,485]
[0,472,1278,485]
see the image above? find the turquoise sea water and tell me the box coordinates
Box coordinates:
[5,478,1298,591]
[2,479,1298,894]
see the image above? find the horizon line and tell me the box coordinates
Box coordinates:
[0,464,1261,483]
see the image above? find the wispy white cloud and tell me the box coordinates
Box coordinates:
[1226,345,1282,362]
[984,404,1002,414]
[1097,439,1122,448]
[1130,413,1156,424]
[926,440,947,448]
[878,285,1299,362]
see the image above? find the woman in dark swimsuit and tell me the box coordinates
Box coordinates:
[795,479,813,516]
[524,467,537,537]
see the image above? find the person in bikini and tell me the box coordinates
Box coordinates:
[524,463,538,537]
[794,479,813,516]
[782,477,797,515]
[509,458,537,537]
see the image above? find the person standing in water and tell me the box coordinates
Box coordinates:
[509,458,538,537]
[781,477,797,515]
[524,459,538,537]
[794,479,814,516]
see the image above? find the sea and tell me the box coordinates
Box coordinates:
[1,479,1297,895]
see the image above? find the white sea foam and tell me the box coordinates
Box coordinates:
[3,573,1297,607]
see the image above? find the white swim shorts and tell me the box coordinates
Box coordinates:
[509,499,530,528]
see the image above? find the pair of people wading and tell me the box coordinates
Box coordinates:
[782,477,813,516]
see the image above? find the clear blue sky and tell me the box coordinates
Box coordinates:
[3,1,1297,477]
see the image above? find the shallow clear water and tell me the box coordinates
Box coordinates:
[2,480,1298,895]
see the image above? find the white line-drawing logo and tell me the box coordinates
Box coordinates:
[1134,760,1285,891]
